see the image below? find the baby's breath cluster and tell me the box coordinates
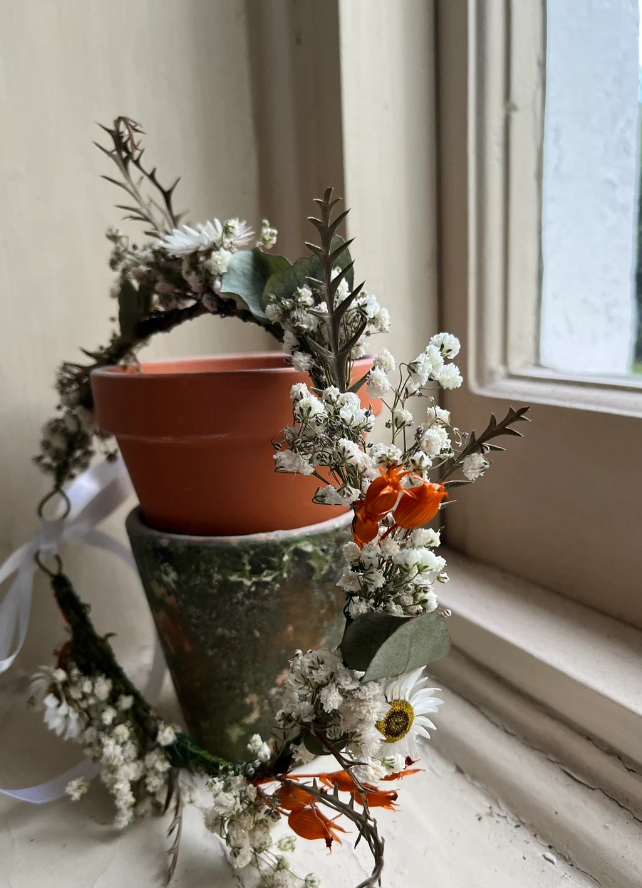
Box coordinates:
[276,648,391,782]
[203,734,319,888]
[265,267,389,375]
[29,664,175,828]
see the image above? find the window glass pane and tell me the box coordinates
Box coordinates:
[540,0,641,378]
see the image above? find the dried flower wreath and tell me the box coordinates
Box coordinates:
[27,118,529,888]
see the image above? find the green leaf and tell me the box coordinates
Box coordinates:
[302,732,349,756]
[261,236,353,311]
[341,612,450,682]
[219,249,290,321]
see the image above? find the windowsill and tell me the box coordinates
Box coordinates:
[473,370,642,418]
[427,547,642,886]
[436,547,642,769]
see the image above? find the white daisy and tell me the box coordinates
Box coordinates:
[375,667,443,759]
[160,219,224,256]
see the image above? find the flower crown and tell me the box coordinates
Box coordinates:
[28,118,529,888]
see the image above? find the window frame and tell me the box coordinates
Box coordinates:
[435,0,642,628]
[468,0,642,418]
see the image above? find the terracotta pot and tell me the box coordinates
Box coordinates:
[126,506,353,761]
[91,352,377,536]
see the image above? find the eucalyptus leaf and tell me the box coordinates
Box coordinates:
[261,236,353,311]
[302,732,347,757]
[219,249,290,321]
[341,612,450,682]
[303,732,331,756]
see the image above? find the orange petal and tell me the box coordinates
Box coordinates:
[394,482,447,529]
[288,804,347,848]
[352,512,380,548]
[317,770,361,793]
[315,771,398,810]
[381,767,423,782]
[361,788,398,810]
[276,784,313,812]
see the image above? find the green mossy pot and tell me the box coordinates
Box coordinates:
[126,506,352,761]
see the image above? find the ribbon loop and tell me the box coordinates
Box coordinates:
[0,457,167,804]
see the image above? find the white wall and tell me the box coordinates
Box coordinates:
[0,1,272,697]
[540,0,639,376]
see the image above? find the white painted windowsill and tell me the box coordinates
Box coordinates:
[430,547,642,887]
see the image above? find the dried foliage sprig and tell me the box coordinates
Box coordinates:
[95,117,184,235]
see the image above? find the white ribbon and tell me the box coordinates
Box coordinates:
[0,458,167,803]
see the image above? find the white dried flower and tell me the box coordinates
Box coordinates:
[101,706,117,726]
[290,382,310,401]
[409,450,432,471]
[274,450,315,475]
[348,597,371,618]
[207,248,233,276]
[43,694,82,740]
[367,442,403,466]
[410,527,441,548]
[366,368,391,398]
[392,407,413,429]
[247,734,272,763]
[426,405,451,425]
[157,724,177,747]
[161,220,225,256]
[374,348,396,373]
[259,219,278,249]
[315,484,360,506]
[93,676,112,702]
[321,385,341,403]
[437,363,463,389]
[420,425,451,457]
[282,330,299,354]
[265,303,282,322]
[335,438,364,465]
[65,777,90,801]
[379,537,400,557]
[430,332,461,358]
[319,683,343,713]
[292,351,313,372]
[343,541,362,563]
[294,395,325,421]
[373,307,391,332]
[462,452,489,481]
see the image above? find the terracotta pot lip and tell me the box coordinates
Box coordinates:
[91,352,374,381]
[126,505,353,544]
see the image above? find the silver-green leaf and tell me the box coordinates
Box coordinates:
[341,612,450,682]
[220,249,290,320]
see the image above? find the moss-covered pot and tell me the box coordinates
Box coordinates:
[126,506,352,761]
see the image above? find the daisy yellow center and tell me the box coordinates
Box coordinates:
[376,699,415,743]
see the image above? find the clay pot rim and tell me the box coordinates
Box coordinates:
[91,352,374,381]
[126,505,353,544]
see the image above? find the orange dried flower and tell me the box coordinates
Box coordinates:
[314,770,400,810]
[275,783,347,848]
[352,466,408,547]
[394,480,447,529]
[288,804,347,848]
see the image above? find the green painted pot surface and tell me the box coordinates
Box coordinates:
[126,507,352,761]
